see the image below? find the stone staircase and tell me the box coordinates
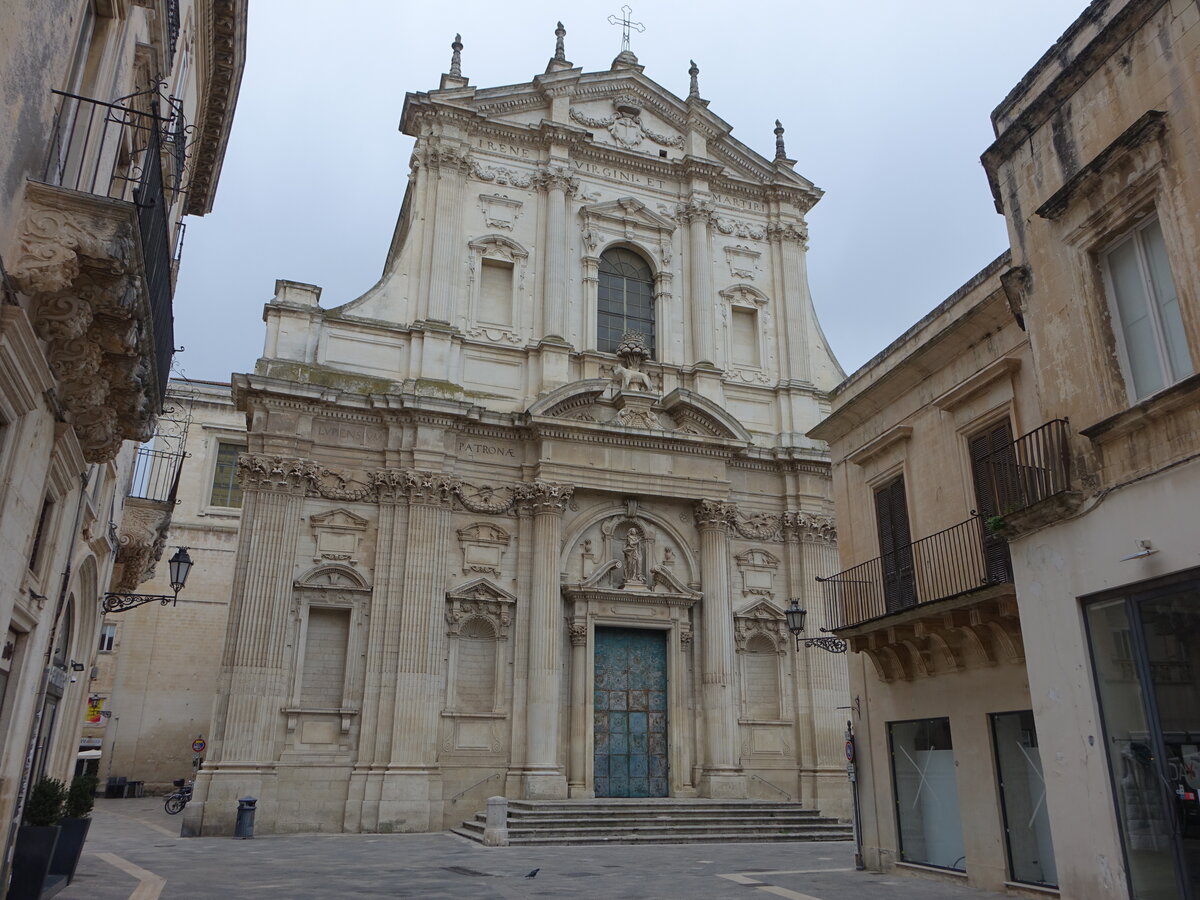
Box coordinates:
[452,798,853,845]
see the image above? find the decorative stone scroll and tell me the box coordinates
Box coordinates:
[568,94,684,149]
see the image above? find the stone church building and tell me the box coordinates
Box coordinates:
[185,28,850,835]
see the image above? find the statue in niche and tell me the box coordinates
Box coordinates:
[662,547,675,568]
[623,526,645,585]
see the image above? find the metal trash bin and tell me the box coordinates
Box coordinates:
[234,796,257,839]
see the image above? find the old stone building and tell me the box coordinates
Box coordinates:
[0,0,245,883]
[812,0,1200,897]
[185,29,850,836]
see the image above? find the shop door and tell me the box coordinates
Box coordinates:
[593,627,668,798]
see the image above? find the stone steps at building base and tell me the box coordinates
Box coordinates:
[453,798,853,845]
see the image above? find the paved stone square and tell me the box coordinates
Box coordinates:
[56,798,1011,899]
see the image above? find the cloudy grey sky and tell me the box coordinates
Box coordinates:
[172,0,1084,384]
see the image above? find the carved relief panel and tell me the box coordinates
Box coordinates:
[308,508,369,565]
[734,547,779,599]
[456,522,511,577]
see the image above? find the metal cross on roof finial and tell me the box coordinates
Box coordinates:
[607,5,645,53]
[449,33,464,77]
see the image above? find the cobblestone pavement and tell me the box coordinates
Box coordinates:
[58,798,1011,899]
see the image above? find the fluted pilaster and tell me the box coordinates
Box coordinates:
[568,621,589,795]
[684,200,716,364]
[540,168,572,339]
[217,457,308,763]
[427,146,468,322]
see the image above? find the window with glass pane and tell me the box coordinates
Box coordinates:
[98,623,117,653]
[598,248,655,357]
[209,442,243,508]
[889,717,966,871]
[1105,217,1193,400]
[992,710,1058,887]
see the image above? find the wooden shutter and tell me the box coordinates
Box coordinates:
[969,420,1015,584]
[875,476,916,612]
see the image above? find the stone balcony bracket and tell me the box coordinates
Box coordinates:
[11,181,162,462]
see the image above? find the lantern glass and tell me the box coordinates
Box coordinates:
[784,600,806,635]
[168,547,193,594]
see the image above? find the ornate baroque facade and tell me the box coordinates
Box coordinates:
[186,31,849,835]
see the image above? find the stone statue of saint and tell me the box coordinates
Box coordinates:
[623,526,644,583]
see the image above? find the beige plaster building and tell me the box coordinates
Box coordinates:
[813,0,1200,897]
[84,380,244,792]
[185,30,851,837]
[0,0,244,882]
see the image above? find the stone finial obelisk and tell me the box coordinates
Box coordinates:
[440,33,468,89]
[774,119,786,161]
[547,20,573,72]
[554,21,567,61]
[688,60,700,100]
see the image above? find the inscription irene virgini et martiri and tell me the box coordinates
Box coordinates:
[474,140,769,211]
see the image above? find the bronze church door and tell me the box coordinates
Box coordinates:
[593,627,668,798]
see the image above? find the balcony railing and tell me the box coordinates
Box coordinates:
[128,446,185,503]
[819,515,1013,631]
[980,418,1072,516]
[41,87,189,409]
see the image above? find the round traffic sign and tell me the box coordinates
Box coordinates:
[192,739,207,753]
[845,740,854,762]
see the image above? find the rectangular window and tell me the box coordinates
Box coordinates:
[969,420,1015,584]
[889,717,966,871]
[731,307,760,367]
[1105,217,1192,400]
[991,710,1057,887]
[98,623,117,653]
[209,442,243,508]
[874,476,915,612]
[28,496,55,573]
[478,259,513,327]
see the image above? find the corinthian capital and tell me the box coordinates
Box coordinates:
[535,165,578,195]
[782,510,837,544]
[516,480,575,515]
[678,198,715,225]
[238,454,319,494]
[693,499,734,531]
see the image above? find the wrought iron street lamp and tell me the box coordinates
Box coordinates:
[784,598,847,654]
[102,547,194,613]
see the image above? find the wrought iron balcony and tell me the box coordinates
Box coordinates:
[819,514,1013,631]
[113,445,186,592]
[10,86,190,462]
[980,418,1073,516]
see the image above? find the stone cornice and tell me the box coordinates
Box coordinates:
[186,0,247,216]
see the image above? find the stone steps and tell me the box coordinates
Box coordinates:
[452,798,853,846]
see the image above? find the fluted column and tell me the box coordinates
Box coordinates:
[694,499,746,797]
[567,619,589,796]
[521,481,574,799]
[540,167,573,340]
[684,199,717,365]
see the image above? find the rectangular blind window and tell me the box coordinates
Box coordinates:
[300,607,350,707]
[478,259,513,326]
[731,308,760,367]
[209,442,243,508]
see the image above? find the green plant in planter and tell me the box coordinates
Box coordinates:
[65,776,97,819]
[985,515,1008,534]
[23,777,66,827]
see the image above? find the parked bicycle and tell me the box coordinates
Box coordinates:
[164,778,193,815]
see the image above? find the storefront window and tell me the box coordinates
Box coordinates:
[889,717,966,871]
[992,710,1057,887]
[1086,579,1200,899]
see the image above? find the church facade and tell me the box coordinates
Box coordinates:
[185,29,850,835]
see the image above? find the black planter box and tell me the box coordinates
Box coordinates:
[48,817,91,883]
[8,824,60,900]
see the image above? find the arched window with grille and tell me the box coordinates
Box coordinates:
[598,248,655,357]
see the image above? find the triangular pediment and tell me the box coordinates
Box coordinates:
[735,598,786,620]
[581,198,675,233]
[447,577,517,604]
